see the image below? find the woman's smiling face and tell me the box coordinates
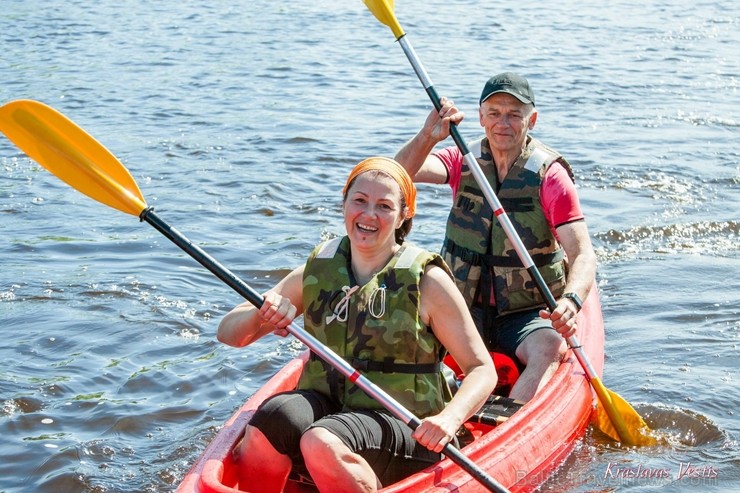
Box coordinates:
[343,171,406,250]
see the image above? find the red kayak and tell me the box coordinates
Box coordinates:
[177,288,604,493]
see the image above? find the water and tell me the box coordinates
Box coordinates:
[1,0,738,491]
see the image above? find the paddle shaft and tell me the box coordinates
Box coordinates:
[140,207,501,491]
[395,34,634,444]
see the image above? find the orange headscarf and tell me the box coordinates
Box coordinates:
[342,157,416,218]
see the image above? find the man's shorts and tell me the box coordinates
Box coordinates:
[470,306,554,366]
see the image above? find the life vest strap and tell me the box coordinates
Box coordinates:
[351,357,441,374]
[443,238,564,267]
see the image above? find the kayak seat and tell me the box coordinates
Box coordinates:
[442,351,521,397]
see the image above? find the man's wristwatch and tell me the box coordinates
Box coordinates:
[563,292,583,312]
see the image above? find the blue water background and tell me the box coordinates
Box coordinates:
[1,1,738,491]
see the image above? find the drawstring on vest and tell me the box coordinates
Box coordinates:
[325,285,359,324]
[368,284,387,319]
[325,284,388,324]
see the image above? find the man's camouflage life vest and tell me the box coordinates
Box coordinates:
[441,136,575,316]
[299,236,452,418]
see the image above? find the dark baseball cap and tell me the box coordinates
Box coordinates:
[479,72,535,106]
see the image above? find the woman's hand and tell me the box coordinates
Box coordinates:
[412,412,462,453]
[259,291,298,331]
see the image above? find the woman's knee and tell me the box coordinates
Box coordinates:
[301,427,338,463]
[240,425,286,465]
[300,427,379,492]
[237,425,292,491]
[302,426,360,470]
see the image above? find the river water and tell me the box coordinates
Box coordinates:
[1,1,738,492]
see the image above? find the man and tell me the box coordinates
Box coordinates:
[394,72,597,402]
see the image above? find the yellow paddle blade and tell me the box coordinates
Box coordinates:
[590,377,657,446]
[0,100,147,216]
[362,0,405,39]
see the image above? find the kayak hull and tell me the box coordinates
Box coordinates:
[178,288,605,493]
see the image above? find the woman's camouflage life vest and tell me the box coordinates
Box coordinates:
[299,236,452,418]
[441,136,574,316]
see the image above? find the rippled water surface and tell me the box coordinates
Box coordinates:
[1,1,738,492]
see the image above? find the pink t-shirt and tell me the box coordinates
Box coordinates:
[433,145,584,237]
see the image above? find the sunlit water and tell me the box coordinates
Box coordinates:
[1,1,738,492]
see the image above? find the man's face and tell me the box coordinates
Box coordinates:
[479,93,537,155]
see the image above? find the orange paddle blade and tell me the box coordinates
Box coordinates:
[0,99,147,216]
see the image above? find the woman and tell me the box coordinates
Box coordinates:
[217,157,495,493]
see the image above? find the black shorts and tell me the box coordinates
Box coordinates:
[470,306,554,365]
[249,389,440,485]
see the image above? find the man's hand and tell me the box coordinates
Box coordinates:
[423,96,464,143]
[539,298,578,338]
